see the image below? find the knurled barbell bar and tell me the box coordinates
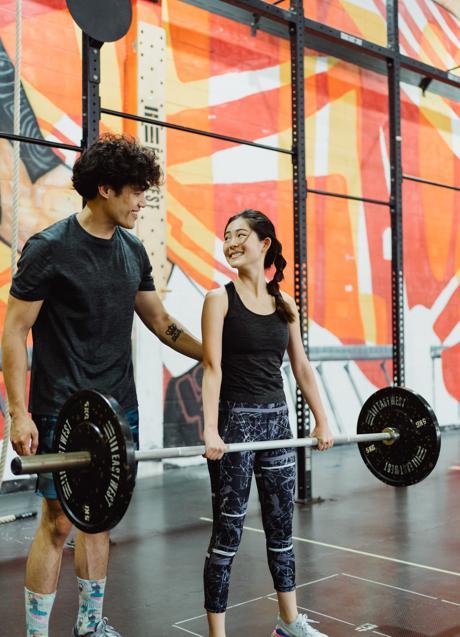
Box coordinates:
[10,386,441,534]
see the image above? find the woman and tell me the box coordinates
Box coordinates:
[201,210,333,637]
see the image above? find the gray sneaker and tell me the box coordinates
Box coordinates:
[73,617,123,637]
[272,613,329,637]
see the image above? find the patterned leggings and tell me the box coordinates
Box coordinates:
[203,401,296,613]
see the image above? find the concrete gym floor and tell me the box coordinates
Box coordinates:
[0,431,459,637]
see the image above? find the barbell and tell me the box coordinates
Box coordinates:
[11,386,441,534]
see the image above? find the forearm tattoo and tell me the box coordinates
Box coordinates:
[165,322,183,342]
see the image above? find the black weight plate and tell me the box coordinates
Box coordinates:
[53,390,136,533]
[357,387,441,487]
[66,0,132,43]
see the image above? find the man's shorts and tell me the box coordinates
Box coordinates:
[33,407,140,500]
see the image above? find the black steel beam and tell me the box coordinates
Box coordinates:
[307,188,390,207]
[403,174,460,193]
[401,55,460,91]
[82,35,102,149]
[101,108,293,154]
[303,16,392,61]
[289,0,311,501]
[213,0,294,24]
[303,34,388,78]
[387,0,405,387]
[179,0,290,40]
[0,131,81,152]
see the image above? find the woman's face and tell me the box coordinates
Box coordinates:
[223,218,269,269]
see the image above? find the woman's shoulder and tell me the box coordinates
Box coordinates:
[205,285,229,300]
[280,290,297,309]
[204,285,230,308]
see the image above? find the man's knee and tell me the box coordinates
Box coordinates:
[40,499,72,544]
[75,529,110,547]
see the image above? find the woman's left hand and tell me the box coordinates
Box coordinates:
[310,421,334,451]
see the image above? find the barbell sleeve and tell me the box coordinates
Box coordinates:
[11,451,92,475]
[10,430,399,476]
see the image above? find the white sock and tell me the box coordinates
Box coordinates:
[25,588,56,637]
[76,577,106,635]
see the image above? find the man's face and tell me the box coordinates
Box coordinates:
[104,184,147,229]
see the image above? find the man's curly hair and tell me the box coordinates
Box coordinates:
[72,133,162,200]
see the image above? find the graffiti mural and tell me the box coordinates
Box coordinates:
[164,363,204,447]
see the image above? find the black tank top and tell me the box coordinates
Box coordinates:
[220,282,289,403]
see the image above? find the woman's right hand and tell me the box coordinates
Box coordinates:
[204,428,227,460]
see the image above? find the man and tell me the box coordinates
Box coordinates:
[2,134,202,637]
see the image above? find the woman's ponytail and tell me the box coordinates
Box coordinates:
[265,239,295,323]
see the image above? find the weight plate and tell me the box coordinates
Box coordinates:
[357,387,441,487]
[53,390,136,533]
[66,0,132,43]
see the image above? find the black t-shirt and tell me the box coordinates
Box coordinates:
[10,214,155,414]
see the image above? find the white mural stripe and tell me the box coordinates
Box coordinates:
[209,64,282,107]
[340,0,380,12]
[43,134,76,167]
[211,134,282,183]
[314,104,330,176]
[53,114,82,145]
[425,1,460,48]
[398,15,422,56]
[403,0,428,31]
[357,202,373,295]
[315,56,330,75]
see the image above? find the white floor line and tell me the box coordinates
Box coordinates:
[272,585,412,637]
[265,574,338,597]
[174,612,208,625]
[342,572,438,599]
[294,602,356,627]
[174,572,339,627]
[267,597,356,627]
[442,598,460,606]
[296,573,339,589]
[174,593,274,625]
[225,592,276,610]
[199,518,460,578]
[172,625,204,637]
